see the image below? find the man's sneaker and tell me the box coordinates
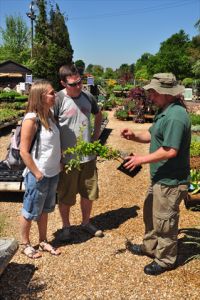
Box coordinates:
[81,223,104,237]
[56,227,71,242]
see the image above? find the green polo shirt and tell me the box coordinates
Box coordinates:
[149,101,191,185]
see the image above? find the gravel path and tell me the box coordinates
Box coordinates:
[0,111,199,300]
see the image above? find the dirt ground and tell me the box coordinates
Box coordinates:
[0,111,199,300]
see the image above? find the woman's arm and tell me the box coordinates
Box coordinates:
[20,118,43,181]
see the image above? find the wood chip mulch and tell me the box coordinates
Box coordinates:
[0,111,199,300]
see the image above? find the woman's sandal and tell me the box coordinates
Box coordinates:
[39,240,61,256]
[21,244,42,259]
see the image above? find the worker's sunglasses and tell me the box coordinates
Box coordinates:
[66,78,82,87]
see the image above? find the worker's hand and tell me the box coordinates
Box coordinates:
[121,128,135,140]
[123,155,143,170]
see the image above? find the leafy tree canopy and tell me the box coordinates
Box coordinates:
[31,0,73,89]
[75,60,85,75]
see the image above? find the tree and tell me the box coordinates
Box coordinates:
[91,65,104,78]
[155,30,192,79]
[34,0,48,44]
[134,53,153,80]
[116,64,133,83]
[85,64,93,74]
[75,60,85,75]
[0,15,30,63]
[103,67,116,79]
[192,60,200,78]
[194,19,200,33]
[31,0,73,89]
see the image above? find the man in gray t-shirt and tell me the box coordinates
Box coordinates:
[54,64,103,241]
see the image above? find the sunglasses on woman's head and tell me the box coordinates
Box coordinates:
[66,78,82,87]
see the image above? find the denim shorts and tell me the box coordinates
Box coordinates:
[22,172,59,221]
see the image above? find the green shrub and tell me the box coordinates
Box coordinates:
[113,84,123,91]
[192,125,200,132]
[190,114,200,126]
[0,102,27,110]
[115,109,129,120]
[102,101,112,110]
[190,139,200,157]
[182,78,193,87]
[0,108,23,122]
[14,95,28,101]
[0,91,20,100]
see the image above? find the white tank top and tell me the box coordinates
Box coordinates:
[23,112,61,177]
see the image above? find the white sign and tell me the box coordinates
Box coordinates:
[87,76,94,86]
[184,88,193,101]
[26,74,32,84]
[19,82,26,91]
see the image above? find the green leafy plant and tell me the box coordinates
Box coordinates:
[0,108,24,122]
[190,168,200,194]
[190,114,200,126]
[64,136,120,172]
[114,109,129,120]
[190,140,200,157]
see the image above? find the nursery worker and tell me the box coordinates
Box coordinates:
[121,73,191,275]
[20,80,61,259]
[54,64,103,241]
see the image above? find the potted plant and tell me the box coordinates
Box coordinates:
[64,132,121,173]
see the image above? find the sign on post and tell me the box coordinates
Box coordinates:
[25,74,32,84]
[87,76,94,86]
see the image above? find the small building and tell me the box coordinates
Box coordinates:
[0,60,32,90]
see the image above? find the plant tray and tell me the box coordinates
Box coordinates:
[117,160,142,178]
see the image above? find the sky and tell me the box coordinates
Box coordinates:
[0,0,199,70]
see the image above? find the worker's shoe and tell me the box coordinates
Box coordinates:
[144,261,173,276]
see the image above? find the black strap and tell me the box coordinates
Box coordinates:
[29,117,41,158]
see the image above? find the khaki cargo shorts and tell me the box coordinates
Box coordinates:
[57,159,99,206]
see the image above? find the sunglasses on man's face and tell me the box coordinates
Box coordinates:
[66,78,82,87]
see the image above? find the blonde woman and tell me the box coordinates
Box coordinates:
[20,80,61,258]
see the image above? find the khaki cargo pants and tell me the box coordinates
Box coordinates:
[142,183,188,268]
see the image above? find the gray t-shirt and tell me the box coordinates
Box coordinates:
[54,89,99,164]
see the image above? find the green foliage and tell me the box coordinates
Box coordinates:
[0,14,31,64]
[192,60,200,78]
[0,101,27,110]
[190,169,200,194]
[0,91,21,100]
[190,113,200,126]
[191,125,200,133]
[0,15,30,51]
[102,101,113,110]
[190,140,200,157]
[182,78,194,87]
[64,134,120,172]
[113,84,123,91]
[103,67,116,79]
[154,30,192,79]
[31,0,73,89]
[75,60,85,76]
[114,109,129,120]
[0,108,23,122]
[102,111,108,120]
[14,95,28,101]
[115,64,134,83]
